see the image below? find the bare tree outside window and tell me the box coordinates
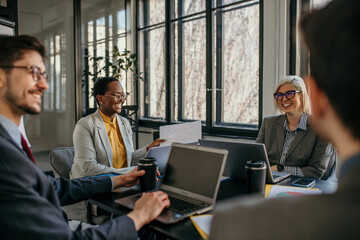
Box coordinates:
[139,0,261,136]
[220,4,259,124]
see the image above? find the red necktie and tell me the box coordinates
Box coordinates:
[21,135,36,164]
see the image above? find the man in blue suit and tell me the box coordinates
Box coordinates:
[0,34,170,239]
[210,0,360,239]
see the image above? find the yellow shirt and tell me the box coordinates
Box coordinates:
[99,110,127,169]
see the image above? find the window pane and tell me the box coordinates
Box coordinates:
[222,0,245,5]
[87,44,95,108]
[55,54,61,111]
[117,36,127,88]
[175,0,206,18]
[312,0,331,8]
[81,0,127,112]
[96,17,106,41]
[117,9,126,34]
[44,38,54,111]
[139,0,165,28]
[219,4,259,124]
[140,27,166,119]
[175,18,206,121]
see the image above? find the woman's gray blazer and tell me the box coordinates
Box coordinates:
[256,114,334,179]
[70,109,147,178]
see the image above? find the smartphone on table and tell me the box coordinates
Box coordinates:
[292,178,316,188]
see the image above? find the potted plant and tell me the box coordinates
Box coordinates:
[82,46,143,122]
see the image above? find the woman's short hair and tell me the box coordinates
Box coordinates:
[93,77,119,106]
[273,75,311,114]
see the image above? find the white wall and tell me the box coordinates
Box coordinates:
[262,0,290,118]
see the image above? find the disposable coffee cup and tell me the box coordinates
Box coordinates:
[138,157,157,192]
[245,160,267,195]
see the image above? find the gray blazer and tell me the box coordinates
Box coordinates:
[256,115,333,179]
[209,155,360,240]
[70,109,147,178]
[0,124,137,239]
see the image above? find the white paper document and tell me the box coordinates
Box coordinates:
[190,214,213,239]
[267,185,322,199]
[159,121,201,146]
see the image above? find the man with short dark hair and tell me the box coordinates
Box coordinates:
[210,0,360,239]
[0,34,169,239]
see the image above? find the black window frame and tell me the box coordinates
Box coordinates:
[137,0,263,139]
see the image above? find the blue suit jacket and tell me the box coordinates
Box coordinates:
[0,125,137,239]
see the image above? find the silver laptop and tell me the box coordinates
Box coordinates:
[257,143,291,183]
[144,145,171,175]
[198,140,289,183]
[116,142,228,224]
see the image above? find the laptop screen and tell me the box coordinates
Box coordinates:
[145,145,171,174]
[161,145,225,198]
[199,139,247,177]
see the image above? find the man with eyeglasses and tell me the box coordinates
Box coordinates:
[70,76,165,179]
[210,0,360,239]
[0,34,169,239]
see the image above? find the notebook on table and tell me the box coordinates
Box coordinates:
[116,142,228,224]
[198,140,290,183]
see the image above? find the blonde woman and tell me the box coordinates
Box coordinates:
[256,76,334,179]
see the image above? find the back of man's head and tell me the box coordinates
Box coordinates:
[300,0,360,140]
[0,35,45,68]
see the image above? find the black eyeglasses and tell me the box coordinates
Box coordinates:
[273,90,301,101]
[0,65,48,82]
[104,93,128,102]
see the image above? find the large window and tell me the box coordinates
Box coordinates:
[138,0,262,137]
[43,33,67,112]
[81,0,128,112]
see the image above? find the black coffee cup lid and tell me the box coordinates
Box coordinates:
[246,160,265,168]
[138,157,157,165]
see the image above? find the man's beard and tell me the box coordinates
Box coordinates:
[5,88,41,115]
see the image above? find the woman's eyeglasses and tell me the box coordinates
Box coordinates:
[104,93,128,101]
[273,90,301,101]
[0,65,48,82]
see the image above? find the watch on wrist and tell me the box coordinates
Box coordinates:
[277,164,284,172]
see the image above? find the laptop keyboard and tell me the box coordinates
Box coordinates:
[167,195,206,215]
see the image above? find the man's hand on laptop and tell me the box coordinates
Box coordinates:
[112,167,145,188]
[127,191,170,231]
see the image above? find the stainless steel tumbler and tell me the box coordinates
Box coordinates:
[245,160,267,195]
[138,157,157,192]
